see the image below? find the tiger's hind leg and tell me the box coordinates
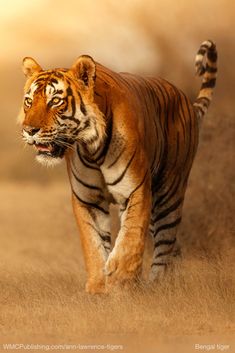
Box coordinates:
[149,189,183,282]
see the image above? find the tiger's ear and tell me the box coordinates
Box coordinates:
[22,57,42,78]
[71,55,96,88]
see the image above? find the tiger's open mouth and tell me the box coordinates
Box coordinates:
[33,142,66,158]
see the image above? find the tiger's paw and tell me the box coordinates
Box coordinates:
[149,264,167,283]
[85,279,106,294]
[104,248,142,288]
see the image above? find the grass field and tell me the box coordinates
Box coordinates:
[0,111,234,352]
[0,1,235,351]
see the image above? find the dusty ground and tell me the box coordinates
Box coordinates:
[0,110,234,352]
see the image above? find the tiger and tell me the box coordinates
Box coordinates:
[18,40,218,294]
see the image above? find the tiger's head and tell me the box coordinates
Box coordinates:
[18,56,106,166]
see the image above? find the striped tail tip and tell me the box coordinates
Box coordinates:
[194,40,218,121]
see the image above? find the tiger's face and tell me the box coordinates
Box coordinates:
[19,56,106,166]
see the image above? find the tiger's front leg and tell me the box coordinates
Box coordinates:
[105,175,151,288]
[72,194,111,294]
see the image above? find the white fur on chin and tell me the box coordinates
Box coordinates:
[36,154,62,167]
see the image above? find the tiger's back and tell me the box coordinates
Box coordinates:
[95,64,199,197]
[19,40,217,292]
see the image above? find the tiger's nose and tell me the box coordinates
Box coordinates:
[23,125,40,136]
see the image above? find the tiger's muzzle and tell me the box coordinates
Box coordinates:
[22,125,69,159]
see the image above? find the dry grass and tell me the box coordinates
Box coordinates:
[0,108,234,350]
[1,249,234,338]
[0,1,235,351]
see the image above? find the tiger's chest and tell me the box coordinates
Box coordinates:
[67,147,132,208]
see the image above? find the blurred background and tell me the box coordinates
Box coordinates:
[0,0,234,182]
[0,0,234,347]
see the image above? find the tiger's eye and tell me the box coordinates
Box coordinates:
[24,97,32,106]
[51,97,62,105]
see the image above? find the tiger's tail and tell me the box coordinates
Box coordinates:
[193,40,218,121]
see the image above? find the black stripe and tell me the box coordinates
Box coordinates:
[77,145,100,170]
[181,92,196,171]
[125,201,142,212]
[147,79,160,173]
[66,86,73,96]
[101,69,125,89]
[60,91,78,124]
[197,48,206,56]
[50,78,58,84]
[106,148,137,186]
[194,105,204,117]
[55,89,63,94]
[120,171,148,213]
[150,92,162,174]
[155,248,175,258]
[195,96,210,105]
[174,87,186,141]
[207,50,217,62]
[151,262,167,267]
[206,65,217,73]
[179,92,191,145]
[161,83,172,131]
[200,44,210,50]
[76,120,90,133]
[95,113,113,164]
[195,63,206,75]
[152,197,183,223]
[68,87,76,115]
[125,170,148,209]
[85,222,111,243]
[34,77,47,85]
[154,217,181,238]
[150,81,169,194]
[77,91,87,115]
[54,71,64,79]
[71,167,102,191]
[100,234,111,243]
[154,238,176,249]
[107,146,126,168]
[151,142,168,194]
[60,114,79,123]
[154,176,179,207]
[72,190,109,214]
[201,78,216,89]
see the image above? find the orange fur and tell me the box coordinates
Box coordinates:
[19,41,217,293]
